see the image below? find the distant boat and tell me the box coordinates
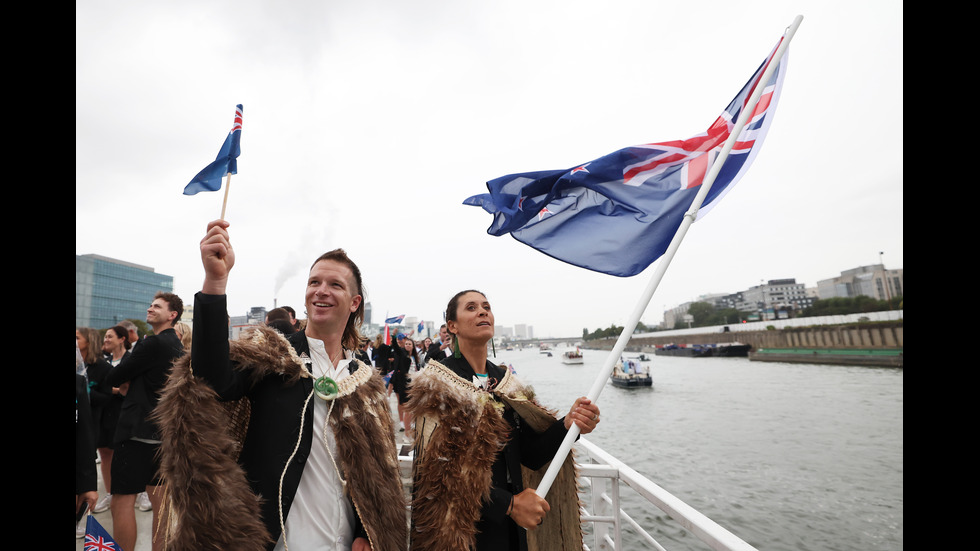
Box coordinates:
[654,342,751,358]
[610,357,653,388]
[561,349,584,364]
[713,342,752,357]
[654,343,713,357]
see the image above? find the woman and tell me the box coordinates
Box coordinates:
[76,328,116,514]
[390,336,421,437]
[174,321,193,350]
[93,326,130,513]
[419,337,433,366]
[407,290,600,551]
[371,334,386,371]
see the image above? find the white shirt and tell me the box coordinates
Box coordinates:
[275,338,356,551]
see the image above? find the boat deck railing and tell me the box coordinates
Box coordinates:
[398,438,757,551]
[574,438,757,551]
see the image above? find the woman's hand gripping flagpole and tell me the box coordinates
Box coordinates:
[533,14,804,500]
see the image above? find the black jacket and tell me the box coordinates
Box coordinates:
[106,328,183,443]
[76,374,97,495]
[191,292,368,550]
[425,342,449,364]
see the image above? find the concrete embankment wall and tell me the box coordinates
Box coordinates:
[588,322,904,352]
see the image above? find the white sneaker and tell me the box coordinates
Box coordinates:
[136,492,152,511]
[94,493,112,513]
[76,517,87,538]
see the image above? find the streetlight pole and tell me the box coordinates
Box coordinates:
[879,251,892,303]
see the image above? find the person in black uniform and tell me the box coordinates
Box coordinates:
[104,291,185,551]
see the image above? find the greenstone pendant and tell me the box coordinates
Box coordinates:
[314,375,339,400]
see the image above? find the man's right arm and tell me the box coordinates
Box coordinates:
[190,292,245,399]
[105,335,157,388]
[192,220,244,399]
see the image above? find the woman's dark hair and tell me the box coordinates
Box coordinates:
[107,325,131,350]
[310,249,366,351]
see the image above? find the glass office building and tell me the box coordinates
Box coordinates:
[76,254,175,329]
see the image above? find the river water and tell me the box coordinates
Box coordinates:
[492,347,903,551]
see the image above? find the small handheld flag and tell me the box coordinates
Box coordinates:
[183,104,243,196]
[385,315,405,325]
[85,515,119,550]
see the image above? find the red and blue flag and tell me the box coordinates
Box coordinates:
[183,104,243,195]
[84,515,119,550]
[464,41,788,277]
[385,315,405,325]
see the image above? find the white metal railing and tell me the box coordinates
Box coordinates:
[397,438,758,551]
[575,438,758,551]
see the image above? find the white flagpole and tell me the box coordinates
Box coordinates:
[535,14,804,499]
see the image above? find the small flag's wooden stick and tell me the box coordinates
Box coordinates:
[220,173,232,220]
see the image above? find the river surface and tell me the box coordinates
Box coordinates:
[493,347,903,551]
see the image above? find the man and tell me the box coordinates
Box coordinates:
[282,305,302,331]
[119,320,140,349]
[105,291,185,551]
[425,324,452,364]
[154,219,406,550]
[265,307,297,335]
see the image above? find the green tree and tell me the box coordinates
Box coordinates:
[801,295,902,317]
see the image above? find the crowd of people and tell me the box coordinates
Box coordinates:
[76,291,186,550]
[76,218,601,551]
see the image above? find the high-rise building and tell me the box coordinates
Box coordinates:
[817,265,903,302]
[76,254,175,329]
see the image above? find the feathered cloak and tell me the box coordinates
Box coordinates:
[407,361,584,551]
[153,325,407,550]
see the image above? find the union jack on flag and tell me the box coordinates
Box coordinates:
[84,515,118,550]
[385,315,405,325]
[464,38,789,277]
[184,104,244,195]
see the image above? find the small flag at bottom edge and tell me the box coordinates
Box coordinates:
[85,515,120,550]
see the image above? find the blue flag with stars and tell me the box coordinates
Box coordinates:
[183,104,243,195]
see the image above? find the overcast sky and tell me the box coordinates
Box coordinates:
[76,0,902,338]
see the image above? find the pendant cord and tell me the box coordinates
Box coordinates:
[277,363,347,551]
[278,389,315,551]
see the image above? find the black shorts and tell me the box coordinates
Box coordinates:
[110,439,162,494]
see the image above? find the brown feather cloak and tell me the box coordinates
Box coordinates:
[153,325,407,551]
[407,361,584,551]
